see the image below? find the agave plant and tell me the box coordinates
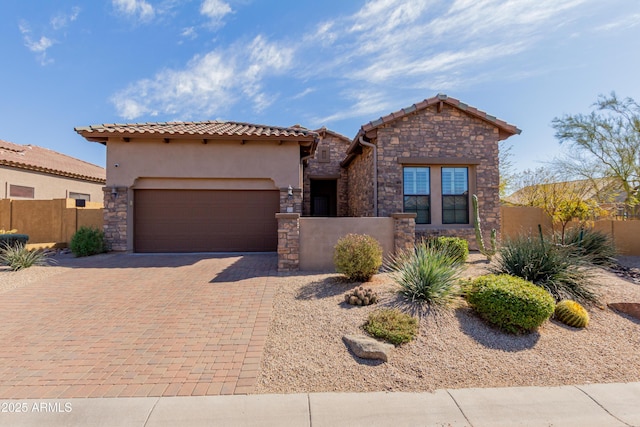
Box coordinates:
[385,242,463,305]
[0,243,51,271]
[492,235,598,303]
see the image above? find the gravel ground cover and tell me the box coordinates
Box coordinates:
[256,253,640,393]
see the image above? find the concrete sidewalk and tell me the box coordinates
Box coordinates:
[1,382,639,427]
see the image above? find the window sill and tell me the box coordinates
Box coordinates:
[416,224,473,230]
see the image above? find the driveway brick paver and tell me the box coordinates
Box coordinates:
[0,253,277,398]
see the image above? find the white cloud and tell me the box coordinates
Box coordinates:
[112,35,294,119]
[299,0,594,122]
[313,91,393,124]
[200,0,232,24]
[19,21,55,65]
[111,0,606,123]
[51,6,80,30]
[291,88,316,100]
[181,26,197,39]
[595,13,640,31]
[112,0,155,22]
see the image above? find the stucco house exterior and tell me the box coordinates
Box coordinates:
[75,122,317,252]
[0,139,105,202]
[76,94,520,256]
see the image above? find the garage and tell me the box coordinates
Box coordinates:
[134,189,279,253]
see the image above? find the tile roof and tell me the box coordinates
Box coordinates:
[75,121,318,143]
[314,126,351,143]
[0,139,106,183]
[343,94,522,166]
[360,93,521,138]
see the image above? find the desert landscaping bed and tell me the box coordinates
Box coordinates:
[2,252,639,394]
[256,253,640,393]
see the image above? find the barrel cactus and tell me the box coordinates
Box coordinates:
[554,300,589,328]
[344,286,379,306]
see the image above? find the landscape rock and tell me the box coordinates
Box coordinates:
[343,334,394,362]
[608,302,640,321]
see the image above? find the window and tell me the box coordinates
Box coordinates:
[317,146,330,163]
[442,167,469,224]
[403,167,430,224]
[9,184,34,199]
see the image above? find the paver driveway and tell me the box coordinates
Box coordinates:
[0,253,277,398]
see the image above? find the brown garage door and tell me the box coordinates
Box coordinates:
[134,189,279,252]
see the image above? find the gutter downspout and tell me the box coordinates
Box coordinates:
[359,136,377,216]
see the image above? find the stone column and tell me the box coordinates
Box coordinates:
[102,186,128,251]
[276,213,300,272]
[392,212,416,254]
[279,187,303,214]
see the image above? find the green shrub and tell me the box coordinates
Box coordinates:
[424,236,469,264]
[70,226,107,257]
[363,308,418,345]
[0,233,29,248]
[334,233,383,282]
[465,274,556,334]
[386,242,462,305]
[0,243,50,271]
[562,228,616,266]
[492,235,598,303]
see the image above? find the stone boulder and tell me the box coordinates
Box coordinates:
[608,303,640,321]
[343,334,394,362]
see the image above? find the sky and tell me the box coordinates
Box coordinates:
[1,0,639,175]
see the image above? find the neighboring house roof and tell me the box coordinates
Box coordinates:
[0,139,106,184]
[75,121,318,143]
[342,94,522,166]
[504,178,626,206]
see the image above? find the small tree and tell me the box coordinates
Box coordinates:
[552,92,640,216]
[554,199,592,244]
[509,167,597,237]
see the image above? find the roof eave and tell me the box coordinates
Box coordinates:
[0,159,106,184]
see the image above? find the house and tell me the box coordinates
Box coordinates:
[0,139,105,202]
[75,94,520,256]
[340,94,521,244]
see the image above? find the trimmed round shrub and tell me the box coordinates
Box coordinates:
[425,236,469,264]
[70,226,107,257]
[333,233,383,282]
[465,274,556,334]
[386,242,462,305]
[554,300,589,328]
[492,235,598,304]
[363,309,418,345]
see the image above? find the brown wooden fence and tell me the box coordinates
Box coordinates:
[0,199,103,245]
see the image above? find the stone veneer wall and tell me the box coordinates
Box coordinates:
[303,133,350,217]
[102,186,128,251]
[279,187,302,214]
[276,213,300,271]
[346,145,374,217]
[392,213,416,253]
[355,103,501,247]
